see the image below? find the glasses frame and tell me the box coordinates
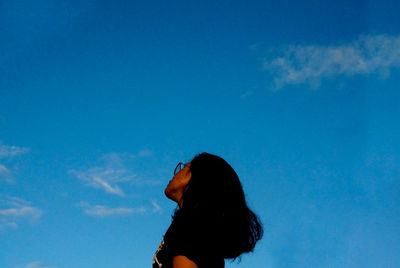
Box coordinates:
[174,162,189,176]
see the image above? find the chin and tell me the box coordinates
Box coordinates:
[164,187,172,199]
[164,188,178,203]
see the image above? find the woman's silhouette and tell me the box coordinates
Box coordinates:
[153,152,263,268]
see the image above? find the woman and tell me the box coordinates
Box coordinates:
[153,153,263,268]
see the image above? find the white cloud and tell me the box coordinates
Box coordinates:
[0,196,42,230]
[259,34,400,88]
[71,167,128,196]
[0,163,13,182]
[0,141,30,183]
[0,142,29,159]
[91,176,125,196]
[151,200,163,214]
[70,151,159,196]
[0,164,9,173]
[70,153,136,197]
[21,261,56,268]
[0,219,18,229]
[79,202,146,217]
[0,206,42,218]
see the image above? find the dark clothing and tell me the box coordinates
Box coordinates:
[153,217,225,268]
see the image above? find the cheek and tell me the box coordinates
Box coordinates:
[165,179,178,194]
[165,177,186,194]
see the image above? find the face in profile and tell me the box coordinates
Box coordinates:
[164,162,191,207]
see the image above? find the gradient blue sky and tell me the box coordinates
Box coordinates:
[1,1,400,267]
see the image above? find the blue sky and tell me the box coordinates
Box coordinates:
[1,0,399,267]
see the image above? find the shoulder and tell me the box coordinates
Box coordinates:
[164,224,224,267]
[165,211,225,267]
[172,255,198,268]
[172,254,224,268]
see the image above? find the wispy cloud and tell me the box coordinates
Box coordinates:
[0,141,29,183]
[20,261,56,268]
[0,142,29,159]
[0,196,42,230]
[78,202,146,217]
[0,206,42,218]
[257,34,400,89]
[91,176,125,196]
[70,151,159,196]
[0,164,10,173]
[0,163,13,182]
[151,200,163,214]
[70,153,136,197]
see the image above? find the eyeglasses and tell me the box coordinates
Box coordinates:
[174,162,189,176]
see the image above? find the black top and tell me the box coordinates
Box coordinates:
[153,217,225,268]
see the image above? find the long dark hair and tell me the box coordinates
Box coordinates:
[170,152,263,260]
